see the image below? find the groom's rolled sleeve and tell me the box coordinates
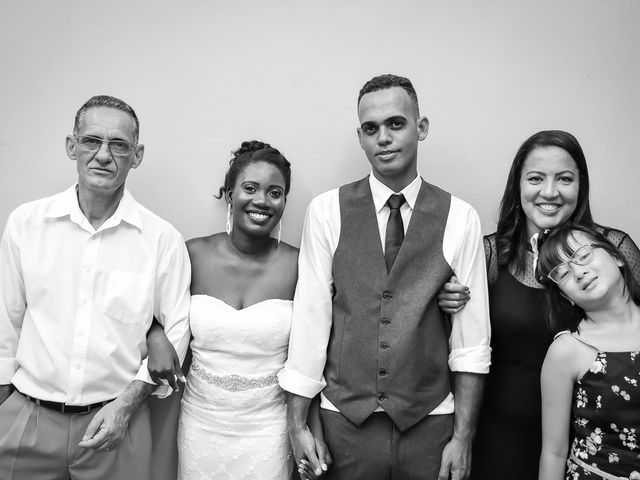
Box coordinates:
[279,192,339,399]
[445,198,491,374]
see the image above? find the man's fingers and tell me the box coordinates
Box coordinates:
[79,425,108,449]
[314,440,330,472]
[437,454,451,480]
[81,414,104,442]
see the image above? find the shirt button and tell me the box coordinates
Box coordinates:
[381,317,391,325]
[382,292,392,300]
[377,392,385,401]
[379,342,389,350]
[378,368,387,376]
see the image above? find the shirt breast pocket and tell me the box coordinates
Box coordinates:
[101,271,154,324]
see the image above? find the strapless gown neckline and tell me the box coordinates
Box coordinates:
[178,293,293,479]
[190,294,292,312]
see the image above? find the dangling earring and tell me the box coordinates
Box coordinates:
[226,203,232,235]
[275,220,282,245]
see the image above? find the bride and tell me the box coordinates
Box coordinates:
[149,141,329,479]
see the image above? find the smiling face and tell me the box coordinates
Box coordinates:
[357,87,429,191]
[551,232,626,311]
[520,146,579,238]
[228,161,286,239]
[66,106,143,197]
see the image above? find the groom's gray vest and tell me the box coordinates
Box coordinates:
[323,176,453,432]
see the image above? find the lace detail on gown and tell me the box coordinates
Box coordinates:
[178,296,293,480]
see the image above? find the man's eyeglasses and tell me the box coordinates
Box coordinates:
[547,244,599,284]
[74,136,136,156]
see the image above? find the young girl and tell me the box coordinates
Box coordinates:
[536,225,640,480]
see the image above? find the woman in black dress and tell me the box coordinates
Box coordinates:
[439,130,640,479]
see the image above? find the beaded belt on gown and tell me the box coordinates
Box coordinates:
[190,362,279,392]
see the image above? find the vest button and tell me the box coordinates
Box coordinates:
[382,292,392,300]
[379,342,389,350]
[378,368,387,376]
[381,317,391,325]
[377,392,385,401]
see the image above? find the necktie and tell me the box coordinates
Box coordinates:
[384,194,406,272]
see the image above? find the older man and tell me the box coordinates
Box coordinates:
[0,95,190,480]
[279,75,491,480]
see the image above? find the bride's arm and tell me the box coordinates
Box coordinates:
[147,318,185,392]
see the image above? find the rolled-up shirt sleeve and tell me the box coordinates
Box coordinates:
[444,198,491,374]
[134,232,191,397]
[0,210,25,384]
[278,191,339,398]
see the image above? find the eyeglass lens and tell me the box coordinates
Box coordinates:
[76,136,133,155]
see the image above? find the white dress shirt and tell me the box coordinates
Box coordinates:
[0,185,191,404]
[278,173,491,414]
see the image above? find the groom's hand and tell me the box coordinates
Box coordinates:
[438,434,472,480]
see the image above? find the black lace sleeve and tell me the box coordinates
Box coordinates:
[598,226,640,285]
[483,233,499,286]
[597,225,640,284]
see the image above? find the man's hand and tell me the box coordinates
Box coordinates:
[79,379,154,451]
[438,275,471,315]
[147,320,185,391]
[438,435,472,480]
[290,424,328,479]
[0,384,14,405]
[78,399,133,451]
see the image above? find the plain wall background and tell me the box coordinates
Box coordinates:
[1,0,639,245]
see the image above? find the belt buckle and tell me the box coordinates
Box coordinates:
[64,404,92,415]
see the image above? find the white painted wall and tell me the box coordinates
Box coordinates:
[1,0,639,244]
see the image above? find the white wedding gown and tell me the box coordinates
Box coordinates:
[178,295,293,480]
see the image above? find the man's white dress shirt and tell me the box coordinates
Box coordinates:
[279,174,491,414]
[0,185,191,404]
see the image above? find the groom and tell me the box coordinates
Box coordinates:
[279,74,491,479]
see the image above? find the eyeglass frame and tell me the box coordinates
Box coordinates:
[73,135,138,156]
[547,243,600,284]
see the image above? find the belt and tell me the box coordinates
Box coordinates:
[18,390,114,415]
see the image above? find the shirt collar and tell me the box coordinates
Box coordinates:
[44,183,143,231]
[368,171,422,214]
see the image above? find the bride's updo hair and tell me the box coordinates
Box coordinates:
[216,140,292,200]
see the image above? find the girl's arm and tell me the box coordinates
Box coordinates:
[538,336,577,480]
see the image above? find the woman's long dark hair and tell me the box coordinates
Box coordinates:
[536,225,640,332]
[496,130,594,274]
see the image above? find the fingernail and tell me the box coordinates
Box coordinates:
[180,375,187,382]
[322,463,328,471]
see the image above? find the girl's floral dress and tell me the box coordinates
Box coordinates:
[559,332,640,479]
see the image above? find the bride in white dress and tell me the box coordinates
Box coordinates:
[148,141,329,480]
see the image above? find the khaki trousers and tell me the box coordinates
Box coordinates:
[0,390,151,480]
